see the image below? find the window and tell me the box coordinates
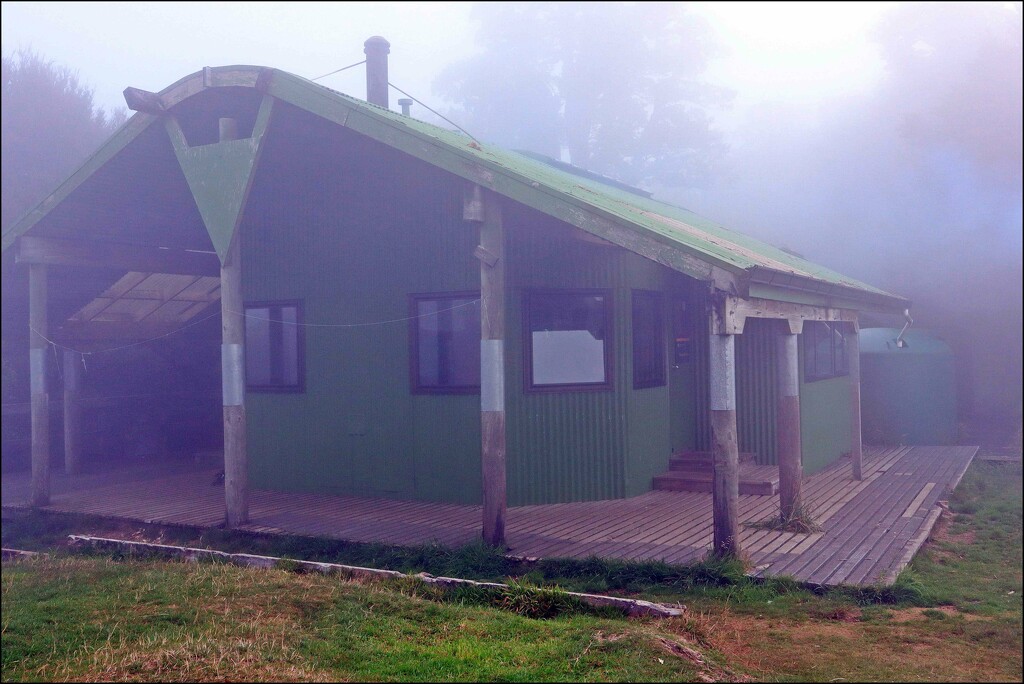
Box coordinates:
[803,321,849,382]
[245,301,304,392]
[632,290,665,388]
[525,290,612,390]
[409,292,480,393]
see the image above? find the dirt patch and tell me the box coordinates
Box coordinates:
[654,636,750,683]
[887,606,987,623]
[931,509,977,546]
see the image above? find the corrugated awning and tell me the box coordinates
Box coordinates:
[60,272,220,341]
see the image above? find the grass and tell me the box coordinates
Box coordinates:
[2,451,1021,681]
[744,500,822,535]
[1,557,720,682]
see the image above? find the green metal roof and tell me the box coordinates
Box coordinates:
[2,65,909,312]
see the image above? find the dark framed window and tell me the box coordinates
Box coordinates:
[409,292,480,394]
[632,290,666,389]
[803,321,849,382]
[245,300,304,392]
[524,289,612,391]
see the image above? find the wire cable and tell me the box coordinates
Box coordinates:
[387,81,481,145]
[311,59,366,82]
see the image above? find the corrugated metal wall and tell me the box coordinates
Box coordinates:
[244,105,482,504]
[735,318,779,465]
[503,204,631,505]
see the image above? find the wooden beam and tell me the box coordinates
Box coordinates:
[29,263,50,507]
[709,300,741,558]
[721,295,857,336]
[16,236,220,277]
[123,87,167,114]
[63,350,83,476]
[776,330,803,519]
[848,325,864,480]
[476,187,507,548]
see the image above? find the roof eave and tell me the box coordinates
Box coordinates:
[748,266,910,314]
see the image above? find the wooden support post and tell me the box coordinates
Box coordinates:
[776,329,803,519]
[219,117,249,528]
[709,304,741,558]
[63,350,83,476]
[29,263,50,506]
[848,325,864,481]
[473,186,506,548]
[221,232,248,527]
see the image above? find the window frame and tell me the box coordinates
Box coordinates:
[803,321,850,383]
[408,290,481,395]
[523,288,614,393]
[244,299,306,394]
[631,289,666,389]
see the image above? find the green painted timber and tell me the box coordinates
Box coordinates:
[167,96,274,261]
[799,338,852,475]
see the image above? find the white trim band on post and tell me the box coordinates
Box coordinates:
[221,343,245,407]
[30,349,46,394]
[778,333,800,398]
[480,339,505,412]
[709,333,736,411]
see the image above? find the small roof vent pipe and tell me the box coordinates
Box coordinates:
[398,98,413,116]
[364,36,390,109]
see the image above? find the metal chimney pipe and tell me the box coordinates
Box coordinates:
[398,98,413,116]
[364,36,390,108]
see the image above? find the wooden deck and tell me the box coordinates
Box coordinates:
[1,445,977,587]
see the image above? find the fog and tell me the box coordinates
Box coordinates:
[2,1,1021,426]
[672,2,1022,422]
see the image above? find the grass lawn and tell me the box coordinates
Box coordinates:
[2,455,1020,682]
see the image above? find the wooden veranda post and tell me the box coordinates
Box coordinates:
[29,263,50,506]
[776,324,803,519]
[219,117,249,527]
[709,302,741,557]
[469,185,507,548]
[848,323,864,481]
[63,350,83,475]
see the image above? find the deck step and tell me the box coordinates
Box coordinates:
[652,468,779,496]
[669,451,756,471]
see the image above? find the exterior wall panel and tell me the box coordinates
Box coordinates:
[799,337,853,474]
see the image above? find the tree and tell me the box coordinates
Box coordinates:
[1,49,126,231]
[433,2,729,190]
[1,50,126,403]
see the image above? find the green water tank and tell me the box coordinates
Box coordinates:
[859,328,957,445]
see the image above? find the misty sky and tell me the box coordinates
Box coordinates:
[0,2,896,137]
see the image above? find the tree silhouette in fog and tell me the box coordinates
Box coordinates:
[433,2,729,190]
[1,49,126,231]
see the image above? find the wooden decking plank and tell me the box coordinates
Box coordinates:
[0,445,976,588]
[841,447,971,585]
[769,455,924,582]
[805,447,954,585]
[798,469,929,584]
